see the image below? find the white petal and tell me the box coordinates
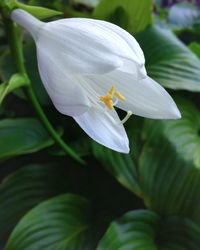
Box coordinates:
[11,10,146,77]
[117,58,147,78]
[73,18,146,78]
[11,9,44,41]
[37,48,90,116]
[36,18,145,75]
[84,71,181,119]
[74,107,129,153]
[89,19,145,65]
[36,20,121,75]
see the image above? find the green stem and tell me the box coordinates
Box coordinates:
[25,86,85,164]
[3,17,26,74]
[2,12,85,165]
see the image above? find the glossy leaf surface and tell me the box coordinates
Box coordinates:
[0,164,70,244]
[5,194,100,250]
[97,209,200,249]
[135,26,200,91]
[139,97,200,223]
[0,118,54,161]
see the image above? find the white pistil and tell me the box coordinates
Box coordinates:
[113,97,119,106]
[104,110,132,126]
[117,111,132,125]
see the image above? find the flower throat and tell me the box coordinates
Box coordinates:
[99,85,132,125]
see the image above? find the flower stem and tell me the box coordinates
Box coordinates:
[2,12,85,165]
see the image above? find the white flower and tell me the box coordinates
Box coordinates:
[11,9,181,153]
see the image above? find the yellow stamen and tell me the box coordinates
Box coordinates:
[99,86,132,125]
[115,91,125,101]
[108,85,115,96]
[100,86,126,110]
[99,85,115,110]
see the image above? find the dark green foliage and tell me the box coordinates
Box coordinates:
[139,97,200,222]
[0,118,54,161]
[135,26,200,91]
[97,210,200,249]
[4,194,94,250]
[0,164,70,244]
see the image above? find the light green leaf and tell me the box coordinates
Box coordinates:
[97,209,200,249]
[0,118,54,161]
[0,164,71,244]
[188,42,200,58]
[5,194,99,250]
[93,0,152,32]
[135,25,200,91]
[14,1,62,19]
[0,73,28,106]
[139,97,200,223]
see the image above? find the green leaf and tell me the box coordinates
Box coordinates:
[14,1,62,19]
[97,210,158,250]
[188,42,200,58]
[0,73,28,106]
[0,118,54,161]
[0,164,71,244]
[97,209,200,249]
[92,142,141,195]
[168,3,200,28]
[135,25,200,91]
[93,0,152,33]
[5,194,99,250]
[139,97,200,222]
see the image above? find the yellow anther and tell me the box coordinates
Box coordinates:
[115,91,125,101]
[99,85,115,110]
[100,86,125,110]
[108,85,115,96]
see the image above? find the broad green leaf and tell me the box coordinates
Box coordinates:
[92,142,141,195]
[14,1,62,19]
[0,118,54,161]
[92,117,144,195]
[93,0,152,33]
[168,3,200,28]
[139,97,200,223]
[0,73,28,106]
[188,42,200,58]
[135,25,200,91]
[97,209,200,249]
[0,164,71,244]
[97,210,158,250]
[5,194,100,250]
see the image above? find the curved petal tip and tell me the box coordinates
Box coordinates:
[170,105,182,120]
[74,107,130,154]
